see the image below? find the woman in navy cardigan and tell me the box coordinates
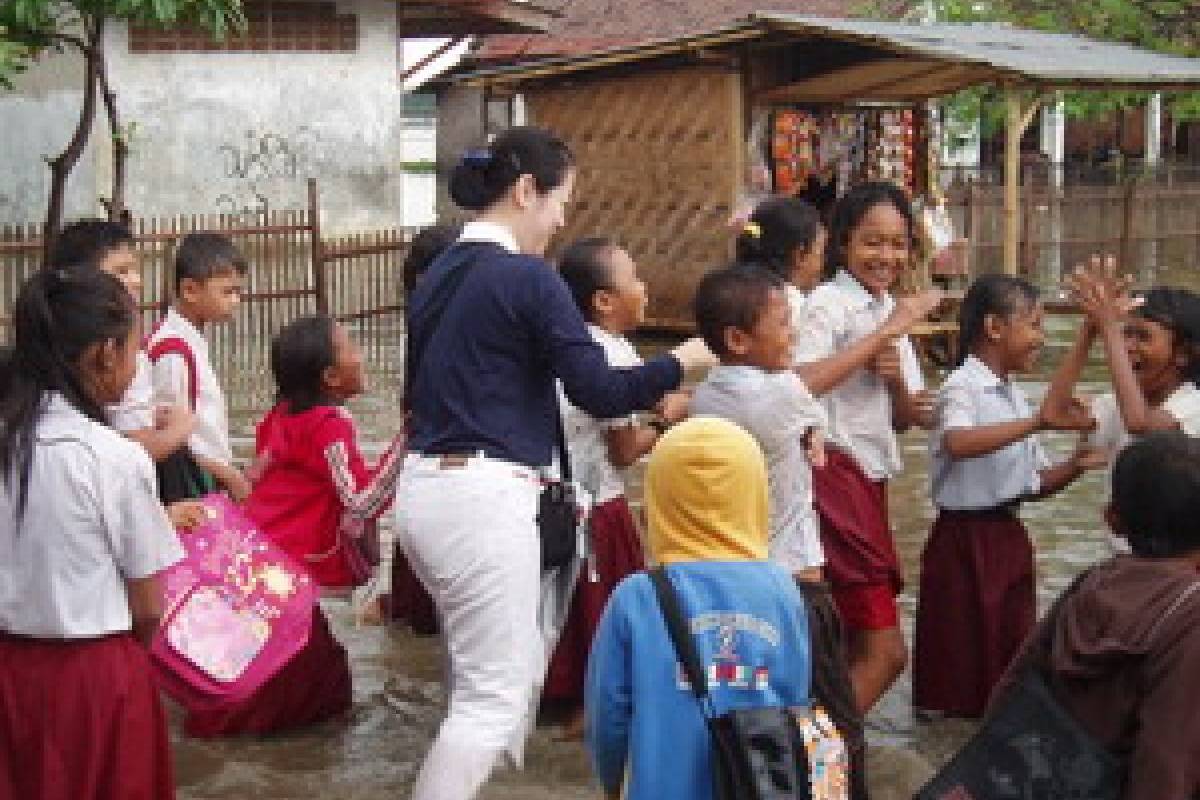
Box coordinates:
[398,126,711,800]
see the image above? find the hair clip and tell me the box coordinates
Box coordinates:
[744,221,763,239]
[462,148,493,168]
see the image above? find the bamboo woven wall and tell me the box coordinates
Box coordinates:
[528,66,743,330]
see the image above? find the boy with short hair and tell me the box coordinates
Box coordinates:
[689,263,868,799]
[690,263,828,580]
[148,232,250,500]
[49,218,193,461]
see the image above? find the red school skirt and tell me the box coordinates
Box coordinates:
[544,495,645,702]
[181,606,352,738]
[912,508,1035,718]
[811,447,903,631]
[0,632,174,800]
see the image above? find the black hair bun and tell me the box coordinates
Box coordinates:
[448,160,495,212]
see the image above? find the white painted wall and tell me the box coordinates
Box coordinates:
[1,0,413,231]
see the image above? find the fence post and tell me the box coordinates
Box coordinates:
[1120,179,1136,271]
[308,178,327,315]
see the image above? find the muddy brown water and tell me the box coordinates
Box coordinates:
[175,282,1194,798]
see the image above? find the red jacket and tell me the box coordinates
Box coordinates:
[243,402,402,588]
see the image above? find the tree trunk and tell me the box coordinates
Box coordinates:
[97,42,128,224]
[42,16,103,262]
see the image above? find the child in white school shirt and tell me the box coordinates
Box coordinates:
[1043,257,1200,549]
[913,274,1097,719]
[790,182,943,714]
[148,232,250,501]
[0,268,184,800]
[49,218,205,530]
[543,237,690,737]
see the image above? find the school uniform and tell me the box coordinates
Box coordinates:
[690,366,828,573]
[0,393,184,800]
[107,351,155,432]
[1087,383,1200,553]
[792,269,924,629]
[544,326,647,702]
[398,221,682,800]
[147,308,233,467]
[912,356,1048,717]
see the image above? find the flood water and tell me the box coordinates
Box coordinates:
[175,266,1200,799]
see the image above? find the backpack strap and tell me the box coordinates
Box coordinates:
[147,336,198,411]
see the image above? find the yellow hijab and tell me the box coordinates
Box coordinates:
[645,416,770,565]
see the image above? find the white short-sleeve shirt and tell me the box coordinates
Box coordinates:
[1087,383,1200,553]
[559,325,642,505]
[690,366,829,572]
[106,351,155,433]
[930,356,1049,510]
[0,394,184,638]
[147,308,233,465]
[1088,383,1200,458]
[792,270,924,480]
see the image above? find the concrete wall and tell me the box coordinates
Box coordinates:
[434,83,486,221]
[0,42,104,224]
[1,0,408,231]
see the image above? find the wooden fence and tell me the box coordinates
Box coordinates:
[943,178,1200,287]
[1,179,415,408]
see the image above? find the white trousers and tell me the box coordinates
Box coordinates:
[395,454,544,800]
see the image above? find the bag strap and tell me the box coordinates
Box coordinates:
[649,566,715,716]
[403,243,478,413]
[147,336,198,411]
[552,398,572,483]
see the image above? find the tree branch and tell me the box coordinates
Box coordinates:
[42,15,103,255]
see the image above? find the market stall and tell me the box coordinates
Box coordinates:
[450,13,1200,330]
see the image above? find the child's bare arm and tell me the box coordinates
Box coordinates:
[605,424,660,469]
[1032,446,1104,499]
[796,289,943,397]
[195,455,251,502]
[125,574,164,646]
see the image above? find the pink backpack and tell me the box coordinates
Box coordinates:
[151,494,318,707]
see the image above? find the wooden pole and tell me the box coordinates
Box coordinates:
[1003,93,1022,275]
[1003,90,1044,276]
[308,178,327,315]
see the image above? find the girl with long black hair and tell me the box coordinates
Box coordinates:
[0,268,184,800]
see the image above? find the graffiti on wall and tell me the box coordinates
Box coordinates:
[214,127,320,216]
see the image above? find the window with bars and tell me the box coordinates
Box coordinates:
[129,1,358,53]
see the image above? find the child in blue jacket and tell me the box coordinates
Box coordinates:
[584,416,813,800]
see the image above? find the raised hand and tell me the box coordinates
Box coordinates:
[885,288,945,335]
[670,336,718,372]
[1065,254,1140,328]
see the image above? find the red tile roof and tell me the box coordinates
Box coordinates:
[477,0,861,61]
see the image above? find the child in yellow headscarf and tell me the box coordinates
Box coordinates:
[584,417,813,800]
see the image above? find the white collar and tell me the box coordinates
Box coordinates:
[960,355,1006,390]
[832,269,890,310]
[160,308,209,358]
[459,220,519,254]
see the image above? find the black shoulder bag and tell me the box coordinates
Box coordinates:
[650,566,814,800]
[405,243,579,572]
[917,574,1200,800]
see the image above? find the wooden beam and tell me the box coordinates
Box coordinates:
[1003,90,1046,275]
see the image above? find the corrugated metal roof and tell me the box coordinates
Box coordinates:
[455,12,1200,92]
[758,13,1200,87]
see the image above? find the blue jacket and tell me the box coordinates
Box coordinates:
[585,561,811,800]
